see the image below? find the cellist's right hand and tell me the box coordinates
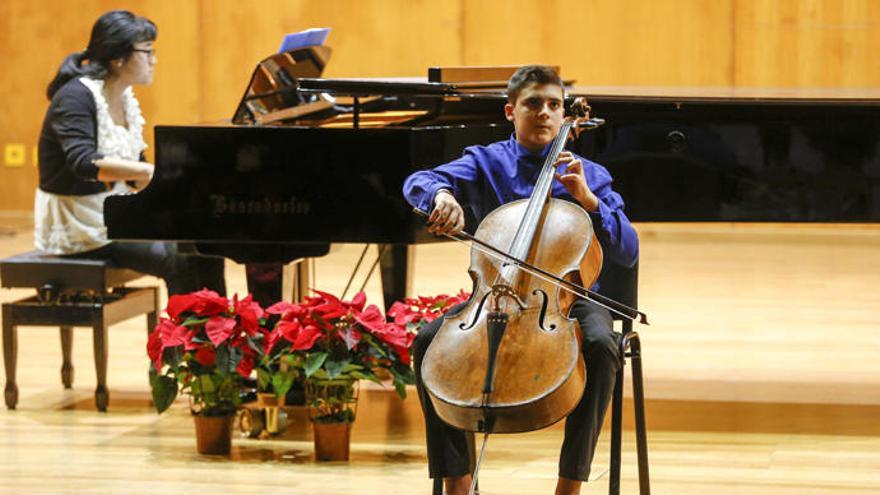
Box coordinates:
[428,189,465,236]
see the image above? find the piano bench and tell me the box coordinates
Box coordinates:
[0,251,159,412]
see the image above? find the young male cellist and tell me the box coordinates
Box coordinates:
[402,65,639,495]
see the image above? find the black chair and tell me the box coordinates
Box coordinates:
[431,260,650,495]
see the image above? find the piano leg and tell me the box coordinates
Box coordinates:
[379,244,414,311]
[283,259,313,303]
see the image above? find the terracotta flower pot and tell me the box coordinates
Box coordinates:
[193,414,233,455]
[313,421,352,461]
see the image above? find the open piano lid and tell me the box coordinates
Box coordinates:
[231,46,465,126]
[232,50,573,127]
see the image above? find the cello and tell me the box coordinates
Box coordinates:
[418,98,647,490]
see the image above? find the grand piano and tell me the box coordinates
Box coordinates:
[106,46,519,306]
[105,45,880,306]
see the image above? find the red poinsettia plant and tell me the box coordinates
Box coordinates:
[387,290,471,333]
[263,290,415,423]
[148,289,264,416]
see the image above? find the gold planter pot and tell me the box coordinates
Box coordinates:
[256,392,287,435]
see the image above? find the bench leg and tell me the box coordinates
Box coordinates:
[3,312,18,410]
[146,287,159,407]
[93,323,109,412]
[60,326,74,388]
[147,287,159,332]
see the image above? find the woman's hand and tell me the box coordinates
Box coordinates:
[94,157,154,183]
[554,151,599,212]
[428,190,465,236]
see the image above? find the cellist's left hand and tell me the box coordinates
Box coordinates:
[554,151,599,212]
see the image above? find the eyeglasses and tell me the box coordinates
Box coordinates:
[132,48,156,57]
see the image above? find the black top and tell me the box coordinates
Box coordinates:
[38,78,105,195]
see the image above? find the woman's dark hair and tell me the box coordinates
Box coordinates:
[46,10,157,99]
[507,65,563,104]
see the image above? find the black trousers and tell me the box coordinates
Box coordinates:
[66,241,226,296]
[413,299,620,482]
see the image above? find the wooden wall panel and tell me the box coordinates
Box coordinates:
[734,0,880,87]
[2,0,880,210]
[461,0,734,87]
[197,0,463,122]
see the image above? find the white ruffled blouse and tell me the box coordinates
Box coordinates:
[35,77,147,254]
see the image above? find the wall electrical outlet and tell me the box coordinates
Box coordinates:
[4,144,26,167]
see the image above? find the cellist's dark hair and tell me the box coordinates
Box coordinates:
[507,65,563,104]
[46,10,157,100]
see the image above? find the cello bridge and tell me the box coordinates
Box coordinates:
[489,284,527,311]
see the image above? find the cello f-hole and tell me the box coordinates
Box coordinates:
[532,289,557,331]
[460,291,492,330]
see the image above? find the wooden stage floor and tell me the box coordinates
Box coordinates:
[1,212,878,494]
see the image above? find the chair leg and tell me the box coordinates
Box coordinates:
[3,310,18,410]
[93,323,109,412]
[609,364,624,495]
[432,477,442,495]
[629,334,651,495]
[60,326,74,388]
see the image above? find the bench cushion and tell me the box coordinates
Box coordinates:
[0,250,144,291]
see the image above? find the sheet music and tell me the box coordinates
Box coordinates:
[278,28,330,53]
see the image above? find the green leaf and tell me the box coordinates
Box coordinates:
[182,316,210,327]
[150,374,178,414]
[272,371,296,398]
[282,353,303,369]
[200,374,216,394]
[304,352,328,378]
[394,366,416,385]
[351,370,381,385]
[324,358,350,380]
[215,346,230,374]
[190,375,201,395]
[362,334,389,357]
[394,378,407,399]
[256,368,272,392]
